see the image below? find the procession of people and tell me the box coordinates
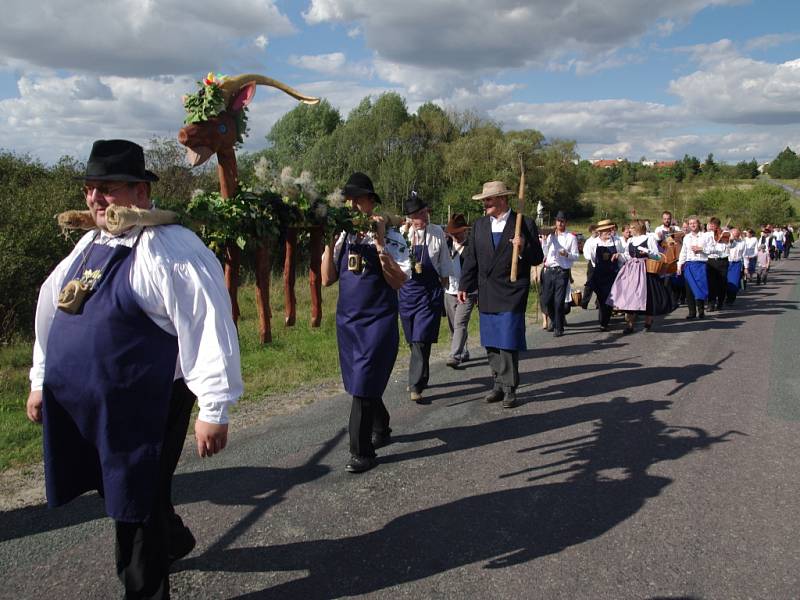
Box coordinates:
[23,139,795,598]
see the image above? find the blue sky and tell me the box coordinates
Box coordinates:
[2,0,799,164]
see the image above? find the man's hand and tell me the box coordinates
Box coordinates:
[26,390,43,424]
[457,291,468,304]
[195,420,228,458]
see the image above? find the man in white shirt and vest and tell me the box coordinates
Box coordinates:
[540,211,579,337]
[26,140,243,599]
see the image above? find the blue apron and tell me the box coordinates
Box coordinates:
[479,231,527,351]
[399,228,443,344]
[683,261,709,301]
[42,234,179,522]
[727,261,743,293]
[336,241,399,397]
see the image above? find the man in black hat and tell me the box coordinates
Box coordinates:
[322,172,411,473]
[26,139,242,599]
[398,191,452,402]
[540,211,579,337]
[458,181,543,408]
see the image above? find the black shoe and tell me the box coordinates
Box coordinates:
[686,314,696,320]
[707,305,716,312]
[371,431,392,449]
[644,322,652,331]
[599,325,610,332]
[345,455,377,473]
[715,304,723,311]
[546,324,554,332]
[168,525,196,564]
[698,312,705,319]
[446,357,460,368]
[484,388,504,403]
[622,326,634,335]
[554,330,564,337]
[502,389,518,409]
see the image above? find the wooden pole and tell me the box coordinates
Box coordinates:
[510,157,526,282]
[283,228,297,326]
[254,242,272,343]
[309,226,323,327]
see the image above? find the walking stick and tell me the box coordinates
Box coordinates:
[510,156,526,282]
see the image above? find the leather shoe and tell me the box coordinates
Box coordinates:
[502,389,518,409]
[410,391,423,403]
[371,431,391,449]
[546,324,554,332]
[554,330,564,337]
[168,525,196,565]
[484,388,504,403]
[446,357,460,368]
[345,455,376,473]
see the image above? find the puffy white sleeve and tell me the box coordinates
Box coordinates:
[132,226,243,424]
[384,229,413,278]
[30,231,97,391]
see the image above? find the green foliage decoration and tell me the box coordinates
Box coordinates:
[182,72,249,146]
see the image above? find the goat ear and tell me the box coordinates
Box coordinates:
[229,81,256,112]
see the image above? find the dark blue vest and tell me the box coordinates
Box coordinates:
[42,236,179,522]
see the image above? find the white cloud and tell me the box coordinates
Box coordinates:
[302,0,743,75]
[744,32,800,52]
[0,0,295,77]
[288,52,372,78]
[669,52,800,125]
[254,35,269,50]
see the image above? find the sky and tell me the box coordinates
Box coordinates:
[2,0,800,165]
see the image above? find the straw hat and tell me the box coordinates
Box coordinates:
[472,181,514,201]
[595,219,616,232]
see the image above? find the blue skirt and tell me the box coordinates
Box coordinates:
[683,261,709,301]
[727,261,743,293]
[479,311,526,351]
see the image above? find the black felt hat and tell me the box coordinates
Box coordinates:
[75,139,159,182]
[555,210,567,221]
[343,172,380,203]
[403,190,428,215]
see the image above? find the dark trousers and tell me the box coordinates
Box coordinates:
[408,341,432,393]
[784,244,791,259]
[541,268,570,332]
[349,396,391,458]
[486,347,519,389]
[599,302,613,328]
[115,379,196,600]
[684,279,705,317]
[707,258,728,308]
[582,263,595,307]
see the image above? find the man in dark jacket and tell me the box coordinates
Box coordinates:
[458,180,543,408]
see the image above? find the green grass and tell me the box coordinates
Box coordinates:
[0,342,41,471]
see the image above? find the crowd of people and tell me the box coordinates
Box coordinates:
[22,140,794,598]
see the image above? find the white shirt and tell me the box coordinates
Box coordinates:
[31,225,243,424]
[655,224,681,242]
[583,235,599,265]
[705,231,730,259]
[743,236,758,258]
[625,234,660,259]
[774,229,786,242]
[728,239,746,262]
[333,228,413,279]
[543,230,579,269]
[446,240,470,296]
[490,210,511,233]
[400,223,453,279]
[591,237,626,265]
[678,231,710,266]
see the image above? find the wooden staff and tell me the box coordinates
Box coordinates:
[510,157,526,282]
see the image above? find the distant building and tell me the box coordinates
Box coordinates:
[641,160,655,167]
[654,160,677,168]
[758,163,769,174]
[591,159,620,169]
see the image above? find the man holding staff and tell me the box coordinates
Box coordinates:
[26,139,242,599]
[458,180,543,409]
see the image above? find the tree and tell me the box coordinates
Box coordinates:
[264,99,342,172]
[767,147,800,179]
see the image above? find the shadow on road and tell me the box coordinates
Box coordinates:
[177,396,740,599]
[0,430,344,543]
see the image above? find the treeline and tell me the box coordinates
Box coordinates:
[578,154,760,191]
[248,93,587,222]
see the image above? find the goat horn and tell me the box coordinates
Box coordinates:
[219,74,320,105]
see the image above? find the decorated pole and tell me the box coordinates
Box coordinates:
[308,226,324,327]
[178,72,318,344]
[283,229,298,326]
[510,156,526,282]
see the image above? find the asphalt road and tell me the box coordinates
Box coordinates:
[3,258,800,600]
